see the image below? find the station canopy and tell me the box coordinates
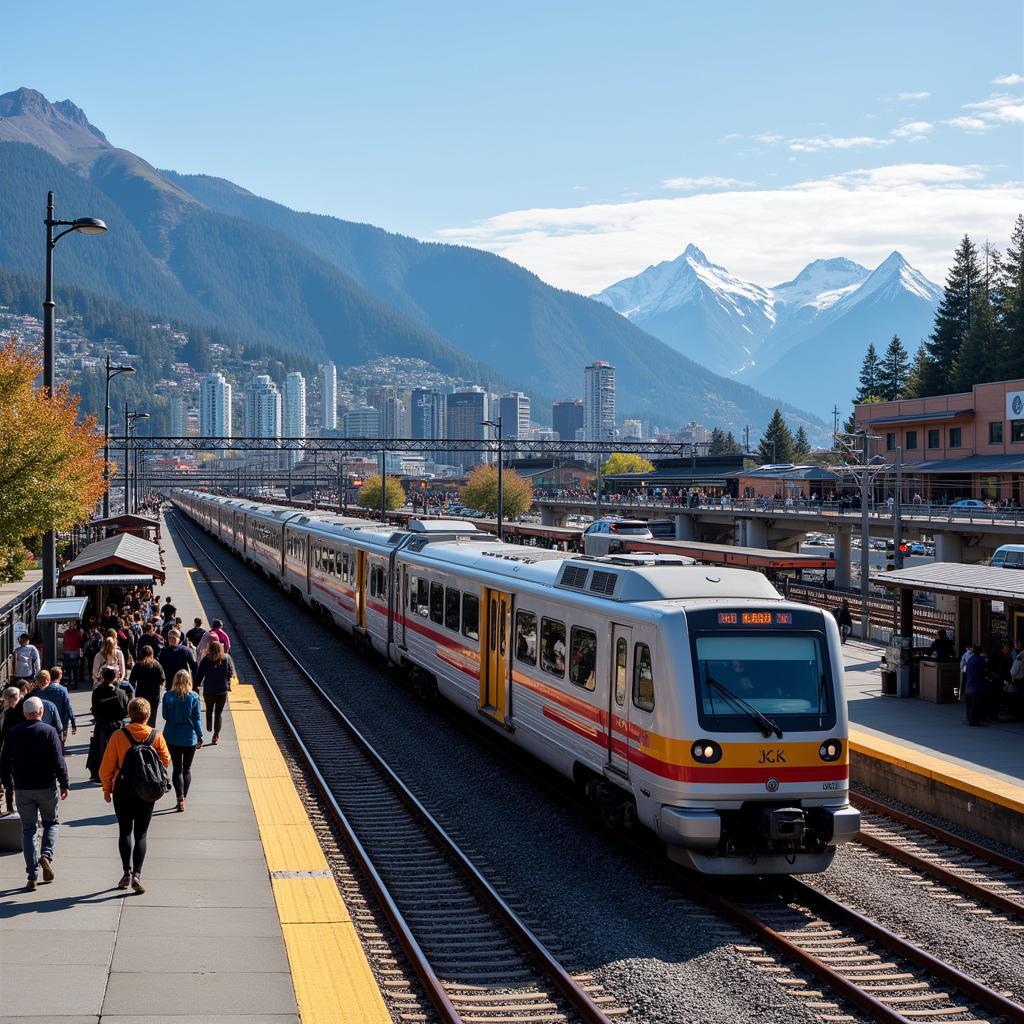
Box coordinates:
[59,533,165,587]
[873,562,1024,601]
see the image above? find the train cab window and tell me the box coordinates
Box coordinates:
[614,638,627,706]
[429,582,444,624]
[445,588,461,632]
[540,618,566,677]
[569,627,597,691]
[462,593,480,641]
[515,610,537,665]
[633,643,655,712]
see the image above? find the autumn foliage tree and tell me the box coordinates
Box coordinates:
[461,464,534,519]
[0,339,104,582]
[356,473,406,513]
[601,452,655,477]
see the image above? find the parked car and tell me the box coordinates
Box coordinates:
[909,542,926,555]
[950,498,989,509]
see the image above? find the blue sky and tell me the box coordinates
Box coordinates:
[4,1,1021,290]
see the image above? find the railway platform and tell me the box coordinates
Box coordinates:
[0,513,391,1024]
[841,638,1024,848]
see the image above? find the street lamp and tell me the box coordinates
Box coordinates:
[41,191,107,650]
[482,416,503,541]
[124,406,149,514]
[103,356,136,517]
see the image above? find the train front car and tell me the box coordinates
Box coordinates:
[655,599,859,875]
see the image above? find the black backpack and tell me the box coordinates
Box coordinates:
[118,728,172,802]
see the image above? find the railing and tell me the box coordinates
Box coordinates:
[785,581,956,637]
[0,579,43,687]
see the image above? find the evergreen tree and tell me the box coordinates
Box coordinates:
[997,214,1024,378]
[708,427,727,454]
[919,234,980,395]
[855,343,882,402]
[793,425,811,459]
[757,409,794,464]
[723,431,742,455]
[905,342,931,398]
[953,242,1004,391]
[877,335,910,400]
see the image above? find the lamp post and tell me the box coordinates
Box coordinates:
[124,406,148,514]
[482,416,503,540]
[103,356,135,517]
[41,192,107,655]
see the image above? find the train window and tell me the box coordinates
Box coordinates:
[313,545,321,570]
[379,565,387,597]
[445,588,461,632]
[430,582,444,624]
[633,643,655,712]
[415,578,429,616]
[515,610,537,665]
[462,593,480,641]
[408,576,418,610]
[569,627,597,691]
[614,638,627,706]
[327,549,336,576]
[341,551,348,582]
[540,618,566,677]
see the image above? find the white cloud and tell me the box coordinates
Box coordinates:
[945,115,995,132]
[963,93,1024,123]
[436,166,1022,294]
[993,73,1023,86]
[890,120,934,141]
[897,91,931,101]
[661,176,750,190]
[789,135,892,153]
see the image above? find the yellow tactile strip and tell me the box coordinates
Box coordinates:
[234,683,392,1024]
[850,726,1024,814]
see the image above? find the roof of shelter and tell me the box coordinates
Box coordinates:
[59,533,165,585]
[873,561,1024,601]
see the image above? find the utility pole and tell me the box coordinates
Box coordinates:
[859,429,871,635]
[380,447,387,523]
[893,445,904,570]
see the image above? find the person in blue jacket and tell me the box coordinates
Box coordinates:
[161,669,203,812]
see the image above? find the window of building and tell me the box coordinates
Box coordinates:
[927,429,940,449]
[514,610,537,665]
[905,431,918,450]
[633,643,655,712]
[444,588,461,632]
[462,593,479,641]
[990,421,1004,444]
[539,618,566,677]
[1013,421,1024,443]
[886,433,896,451]
[949,427,962,449]
[569,627,597,690]
[429,581,444,625]
[614,638,627,707]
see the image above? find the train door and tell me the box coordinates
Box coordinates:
[479,588,511,724]
[607,624,632,775]
[355,550,367,630]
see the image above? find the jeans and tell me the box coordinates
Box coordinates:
[16,787,59,879]
[112,787,155,874]
[63,650,82,686]
[205,692,227,735]
[168,744,196,799]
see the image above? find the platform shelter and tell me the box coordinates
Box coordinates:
[58,532,165,615]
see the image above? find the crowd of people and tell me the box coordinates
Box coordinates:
[1,595,234,893]
[960,637,1024,726]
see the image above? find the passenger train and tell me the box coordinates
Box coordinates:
[172,489,859,874]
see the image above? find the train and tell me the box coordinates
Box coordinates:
[172,489,860,875]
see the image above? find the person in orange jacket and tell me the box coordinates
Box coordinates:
[99,697,171,894]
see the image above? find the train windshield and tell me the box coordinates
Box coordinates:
[693,634,835,732]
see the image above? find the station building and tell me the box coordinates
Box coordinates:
[855,378,1024,504]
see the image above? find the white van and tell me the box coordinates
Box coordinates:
[990,544,1024,568]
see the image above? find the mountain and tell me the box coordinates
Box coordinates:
[594,246,940,418]
[0,87,824,434]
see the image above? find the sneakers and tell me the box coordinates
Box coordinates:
[26,878,37,891]
[117,872,131,890]
[131,873,145,894]
[176,798,185,812]
[211,734,219,745]
[39,856,54,882]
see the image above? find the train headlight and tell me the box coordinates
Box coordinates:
[691,739,723,764]
[819,739,842,762]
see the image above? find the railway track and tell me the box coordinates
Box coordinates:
[173,514,622,1024]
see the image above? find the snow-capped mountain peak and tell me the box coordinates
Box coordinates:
[772,257,869,311]
[847,250,941,304]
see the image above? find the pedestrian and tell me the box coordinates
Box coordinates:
[161,669,203,811]
[195,640,236,745]
[0,686,22,815]
[160,597,177,626]
[0,696,69,891]
[92,635,127,686]
[196,619,231,661]
[11,632,41,684]
[158,629,197,687]
[964,646,988,726]
[36,668,76,748]
[99,697,172,894]
[87,667,130,783]
[928,628,956,662]
[836,600,853,645]
[185,617,205,648]
[62,620,85,688]
[128,646,166,726]
[959,644,972,701]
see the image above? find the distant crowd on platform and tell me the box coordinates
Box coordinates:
[1,549,237,893]
[959,634,1024,727]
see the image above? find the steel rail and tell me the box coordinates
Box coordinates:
[172,512,615,1024]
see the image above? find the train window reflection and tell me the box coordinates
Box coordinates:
[633,643,654,711]
[430,582,444,624]
[614,638,627,706]
[515,610,537,665]
[540,618,566,677]
[569,627,597,691]
[462,593,479,641]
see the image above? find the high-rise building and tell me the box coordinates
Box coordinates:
[410,388,446,440]
[552,399,584,442]
[199,372,233,439]
[445,387,488,470]
[622,418,643,439]
[584,361,616,442]
[365,385,406,437]
[283,372,307,468]
[245,375,282,438]
[169,395,189,438]
[321,363,337,431]
[499,392,531,440]
[343,405,381,438]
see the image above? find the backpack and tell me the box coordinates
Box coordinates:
[117,727,171,802]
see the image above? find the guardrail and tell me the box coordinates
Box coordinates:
[0,579,43,688]
[785,581,955,635]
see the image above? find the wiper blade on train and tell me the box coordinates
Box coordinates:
[703,664,783,739]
